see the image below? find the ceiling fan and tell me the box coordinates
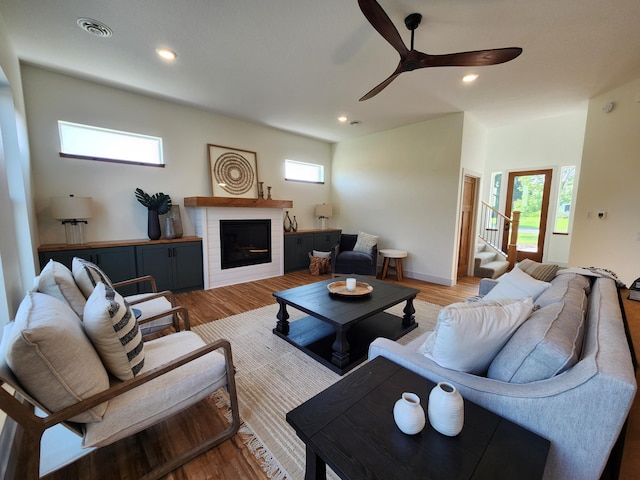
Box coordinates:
[357,0,523,101]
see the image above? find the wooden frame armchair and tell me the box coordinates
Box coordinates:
[0,302,240,479]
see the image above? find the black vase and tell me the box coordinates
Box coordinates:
[148,209,161,240]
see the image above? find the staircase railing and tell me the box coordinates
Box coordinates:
[479,201,520,269]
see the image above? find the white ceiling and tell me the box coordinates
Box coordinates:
[1,0,640,143]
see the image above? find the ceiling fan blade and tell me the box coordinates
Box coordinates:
[359,65,403,101]
[418,47,523,68]
[358,0,408,57]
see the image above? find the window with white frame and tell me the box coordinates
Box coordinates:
[284,159,324,183]
[58,121,164,167]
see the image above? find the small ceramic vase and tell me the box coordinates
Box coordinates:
[428,382,464,436]
[393,392,426,435]
[283,211,292,232]
[292,215,298,232]
[165,217,176,239]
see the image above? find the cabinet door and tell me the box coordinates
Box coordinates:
[284,234,314,272]
[314,231,341,252]
[92,247,138,296]
[135,244,175,292]
[172,242,204,292]
[39,249,92,271]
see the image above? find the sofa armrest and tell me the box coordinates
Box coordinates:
[479,278,499,296]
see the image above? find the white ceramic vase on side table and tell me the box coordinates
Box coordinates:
[393,392,426,435]
[428,382,464,436]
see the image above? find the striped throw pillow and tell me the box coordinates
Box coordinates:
[83,282,145,380]
[517,259,559,283]
[72,257,114,299]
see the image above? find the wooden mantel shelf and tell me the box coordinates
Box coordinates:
[184,196,293,209]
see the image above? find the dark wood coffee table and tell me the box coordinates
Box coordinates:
[272,276,420,375]
[287,356,550,480]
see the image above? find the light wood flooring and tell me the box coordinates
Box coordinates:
[38,271,640,479]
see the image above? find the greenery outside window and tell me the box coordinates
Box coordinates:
[285,159,324,183]
[58,121,164,167]
[553,166,576,234]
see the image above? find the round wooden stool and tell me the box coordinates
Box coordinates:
[379,249,408,281]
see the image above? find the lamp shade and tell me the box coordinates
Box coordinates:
[315,203,333,218]
[51,195,92,220]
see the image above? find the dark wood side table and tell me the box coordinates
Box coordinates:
[287,357,550,480]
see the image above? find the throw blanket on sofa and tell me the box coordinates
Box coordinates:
[558,266,626,288]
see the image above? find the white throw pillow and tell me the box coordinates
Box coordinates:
[36,260,87,318]
[73,257,114,298]
[418,297,534,374]
[352,231,378,254]
[483,266,551,302]
[5,292,109,422]
[83,282,145,381]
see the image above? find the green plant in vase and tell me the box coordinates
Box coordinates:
[135,188,172,240]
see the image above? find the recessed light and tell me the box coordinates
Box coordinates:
[337,116,348,123]
[156,48,177,61]
[462,73,479,83]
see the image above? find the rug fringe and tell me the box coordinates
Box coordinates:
[212,389,290,479]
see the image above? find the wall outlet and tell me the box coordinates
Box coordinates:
[597,210,607,219]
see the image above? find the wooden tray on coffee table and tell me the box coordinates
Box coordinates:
[327,280,373,296]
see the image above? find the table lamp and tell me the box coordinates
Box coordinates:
[51,195,92,244]
[315,203,333,230]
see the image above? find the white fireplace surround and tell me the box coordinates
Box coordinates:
[187,206,283,289]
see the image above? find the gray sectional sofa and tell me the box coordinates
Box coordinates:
[368,271,637,480]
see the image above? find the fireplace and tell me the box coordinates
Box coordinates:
[220,219,272,270]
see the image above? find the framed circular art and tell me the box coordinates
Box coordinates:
[208,144,259,198]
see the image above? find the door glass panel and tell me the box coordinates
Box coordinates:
[512,174,545,253]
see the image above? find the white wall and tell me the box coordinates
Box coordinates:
[0,12,37,321]
[570,78,640,286]
[332,113,465,286]
[21,65,332,248]
[483,110,588,265]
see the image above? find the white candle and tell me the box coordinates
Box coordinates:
[346,278,356,291]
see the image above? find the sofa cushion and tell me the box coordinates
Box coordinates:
[83,283,145,381]
[352,231,378,254]
[417,297,534,374]
[535,273,591,309]
[36,260,87,318]
[483,266,551,302]
[5,292,109,423]
[335,250,374,270]
[488,295,588,383]
[517,259,559,282]
[73,257,113,298]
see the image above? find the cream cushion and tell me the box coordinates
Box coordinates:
[125,293,175,336]
[483,266,551,302]
[72,257,113,298]
[83,331,228,447]
[5,292,109,422]
[418,297,534,374]
[36,260,87,318]
[83,283,145,381]
[353,231,378,254]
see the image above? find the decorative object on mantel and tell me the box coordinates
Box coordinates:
[135,188,172,240]
[267,186,272,199]
[50,194,92,245]
[428,381,464,436]
[208,144,258,199]
[283,211,293,232]
[315,203,333,230]
[292,215,298,232]
[393,392,426,435]
[258,181,265,199]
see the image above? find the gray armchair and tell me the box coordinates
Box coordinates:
[330,233,377,276]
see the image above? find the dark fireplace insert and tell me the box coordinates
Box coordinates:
[220,219,271,270]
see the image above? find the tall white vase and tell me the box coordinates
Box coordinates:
[393,392,426,435]
[428,382,464,436]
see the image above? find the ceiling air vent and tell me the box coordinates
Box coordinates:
[76,18,113,38]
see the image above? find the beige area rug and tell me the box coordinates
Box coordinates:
[194,300,442,480]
